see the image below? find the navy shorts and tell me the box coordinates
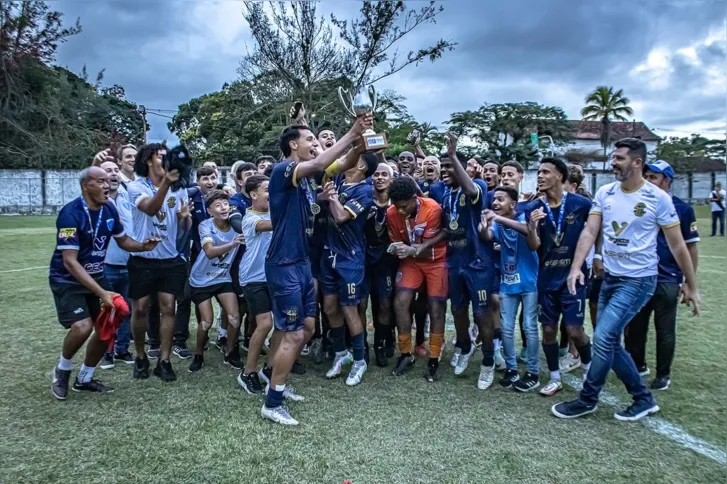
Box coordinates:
[492,266,501,295]
[309,243,323,280]
[265,261,317,332]
[320,249,364,306]
[448,265,493,315]
[538,283,587,326]
[362,258,396,301]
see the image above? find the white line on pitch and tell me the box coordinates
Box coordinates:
[0,266,46,274]
[562,374,726,466]
[700,255,726,259]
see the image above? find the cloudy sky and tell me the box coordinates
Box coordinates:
[55,0,726,144]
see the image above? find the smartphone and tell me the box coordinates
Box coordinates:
[387,241,404,254]
[291,101,303,119]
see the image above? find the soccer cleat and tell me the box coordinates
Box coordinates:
[114,352,135,365]
[154,359,177,382]
[650,376,670,391]
[52,367,72,400]
[424,360,440,383]
[310,338,324,364]
[346,361,368,386]
[326,351,353,378]
[551,400,598,419]
[282,385,305,402]
[539,379,563,397]
[215,336,227,352]
[147,346,161,359]
[261,405,299,426]
[477,365,495,390]
[224,348,242,370]
[173,345,193,359]
[513,372,540,392]
[188,354,204,373]
[449,348,462,368]
[237,371,264,395]
[494,349,507,371]
[100,354,115,370]
[258,366,273,386]
[559,353,581,374]
[499,369,520,388]
[72,378,114,394]
[291,360,306,375]
[374,346,389,367]
[414,344,427,358]
[301,344,310,357]
[614,400,660,422]
[392,354,415,376]
[637,366,650,377]
[133,356,150,379]
[454,345,476,376]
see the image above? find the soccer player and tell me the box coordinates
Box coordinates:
[255,156,275,175]
[236,175,274,394]
[553,138,700,421]
[524,157,593,396]
[387,176,447,381]
[440,133,497,389]
[397,151,416,176]
[478,185,539,389]
[128,143,193,382]
[321,152,378,385]
[482,160,501,190]
[624,160,699,391]
[51,167,159,400]
[263,114,371,425]
[317,129,337,151]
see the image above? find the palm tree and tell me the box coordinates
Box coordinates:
[580,86,634,157]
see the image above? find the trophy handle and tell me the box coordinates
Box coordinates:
[368,85,377,112]
[337,87,356,117]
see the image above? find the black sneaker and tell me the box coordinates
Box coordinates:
[72,378,114,394]
[100,354,115,370]
[374,346,389,367]
[259,366,273,386]
[291,360,306,375]
[188,354,204,373]
[173,345,193,359]
[133,356,150,379]
[650,376,670,391]
[224,348,242,369]
[237,371,264,395]
[52,367,72,400]
[154,359,177,382]
[499,369,520,388]
[637,365,650,377]
[551,399,598,419]
[147,346,161,359]
[215,336,227,352]
[513,372,540,392]
[424,360,440,383]
[114,352,135,365]
[614,399,660,422]
[392,354,415,376]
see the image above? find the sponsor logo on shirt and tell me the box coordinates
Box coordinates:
[690,221,698,233]
[73,307,83,314]
[58,228,76,239]
[566,213,576,224]
[633,202,646,217]
[612,221,628,236]
[106,218,114,230]
[604,249,631,260]
[502,273,521,285]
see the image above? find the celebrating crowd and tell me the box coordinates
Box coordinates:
[48,105,701,426]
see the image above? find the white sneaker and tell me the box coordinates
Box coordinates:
[539,379,563,397]
[326,351,353,378]
[449,348,462,368]
[301,344,310,357]
[345,361,367,386]
[261,405,299,425]
[477,365,495,390]
[454,345,476,376]
[494,349,506,371]
[559,353,581,374]
[264,383,305,402]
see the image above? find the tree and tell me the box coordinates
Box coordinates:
[656,134,727,173]
[445,102,573,167]
[580,86,634,156]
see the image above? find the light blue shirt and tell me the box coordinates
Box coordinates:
[239,210,272,285]
[492,214,539,294]
[189,218,238,288]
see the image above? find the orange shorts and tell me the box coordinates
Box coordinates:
[395,258,448,299]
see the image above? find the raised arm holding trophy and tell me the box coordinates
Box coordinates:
[338,84,388,152]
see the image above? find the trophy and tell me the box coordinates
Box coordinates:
[338,84,388,152]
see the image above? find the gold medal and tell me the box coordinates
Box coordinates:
[553,233,563,246]
[310,203,321,215]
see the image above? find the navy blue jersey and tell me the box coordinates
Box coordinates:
[657,195,699,283]
[189,189,211,257]
[427,181,446,205]
[365,200,391,264]
[524,193,591,292]
[50,197,124,284]
[267,160,317,265]
[309,172,329,250]
[324,175,373,261]
[442,179,492,270]
[229,192,251,217]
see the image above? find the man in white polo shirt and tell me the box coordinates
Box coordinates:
[551,138,700,422]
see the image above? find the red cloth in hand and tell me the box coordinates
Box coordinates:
[95,294,130,352]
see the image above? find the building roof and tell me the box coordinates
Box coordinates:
[567,121,661,142]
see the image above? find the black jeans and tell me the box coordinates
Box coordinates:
[712,210,725,236]
[624,282,679,378]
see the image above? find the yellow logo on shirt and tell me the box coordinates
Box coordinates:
[633,202,646,217]
[58,228,76,239]
[612,221,628,236]
[167,196,176,208]
[690,221,698,233]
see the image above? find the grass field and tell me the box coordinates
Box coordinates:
[1,211,725,484]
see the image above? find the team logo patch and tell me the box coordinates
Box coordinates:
[612,221,628,236]
[58,228,76,240]
[167,196,176,208]
[94,236,107,251]
[690,221,698,233]
[633,202,646,217]
[106,218,114,231]
[566,213,576,224]
[459,194,466,207]
[156,211,167,223]
[285,308,298,322]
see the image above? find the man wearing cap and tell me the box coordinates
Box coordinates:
[624,160,699,391]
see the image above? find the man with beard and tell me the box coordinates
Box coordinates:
[553,139,699,421]
[397,151,416,177]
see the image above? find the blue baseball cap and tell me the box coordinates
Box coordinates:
[645,160,674,180]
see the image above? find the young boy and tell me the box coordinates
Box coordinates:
[236,176,276,395]
[188,190,244,372]
[478,186,541,391]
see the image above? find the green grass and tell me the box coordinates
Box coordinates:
[0,215,725,484]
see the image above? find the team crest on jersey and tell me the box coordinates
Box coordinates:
[285,308,298,322]
[338,192,350,204]
[156,211,167,223]
[459,194,466,207]
[58,228,76,240]
[633,202,646,217]
[612,221,628,236]
[106,218,114,231]
[167,196,176,208]
[566,213,576,224]
[690,221,698,233]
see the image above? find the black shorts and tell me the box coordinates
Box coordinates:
[190,282,236,305]
[241,282,272,317]
[49,279,107,329]
[128,256,187,300]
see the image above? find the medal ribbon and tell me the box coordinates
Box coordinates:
[80,197,104,244]
[542,192,567,242]
[445,187,461,225]
[404,198,420,244]
[144,177,158,196]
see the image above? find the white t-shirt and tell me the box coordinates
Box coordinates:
[189,218,239,288]
[105,186,133,266]
[128,178,188,259]
[239,210,272,285]
[591,181,679,278]
[711,189,726,212]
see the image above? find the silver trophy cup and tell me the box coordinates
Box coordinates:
[337,84,388,151]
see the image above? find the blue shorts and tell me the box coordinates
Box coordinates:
[448,265,494,315]
[265,261,317,332]
[309,243,323,280]
[320,249,364,306]
[362,257,396,301]
[538,283,587,326]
